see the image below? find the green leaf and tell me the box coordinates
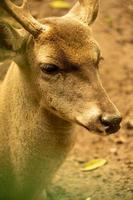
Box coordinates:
[82,159,107,171]
[49,0,72,9]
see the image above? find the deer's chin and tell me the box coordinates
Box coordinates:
[75,120,104,135]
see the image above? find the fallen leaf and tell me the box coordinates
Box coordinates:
[49,0,71,9]
[86,197,91,200]
[82,159,107,171]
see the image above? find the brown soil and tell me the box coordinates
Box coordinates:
[1,0,133,200]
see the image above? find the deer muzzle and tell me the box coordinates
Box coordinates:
[75,106,122,135]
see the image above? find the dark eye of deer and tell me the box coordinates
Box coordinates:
[40,64,60,74]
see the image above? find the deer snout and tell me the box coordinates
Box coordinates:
[75,106,122,135]
[100,114,122,134]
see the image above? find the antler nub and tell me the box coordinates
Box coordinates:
[0,0,44,37]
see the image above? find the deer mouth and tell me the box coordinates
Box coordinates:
[75,120,106,135]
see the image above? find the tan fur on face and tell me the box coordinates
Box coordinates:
[26,17,118,127]
[35,17,100,67]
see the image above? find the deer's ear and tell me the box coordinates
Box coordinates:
[66,0,99,25]
[0,21,24,62]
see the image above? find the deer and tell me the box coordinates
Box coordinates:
[0,0,122,199]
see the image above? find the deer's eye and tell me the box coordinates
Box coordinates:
[40,64,60,74]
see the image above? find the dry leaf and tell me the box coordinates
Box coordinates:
[82,159,107,171]
[86,197,91,200]
[49,0,71,9]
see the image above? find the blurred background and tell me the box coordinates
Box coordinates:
[0,0,133,199]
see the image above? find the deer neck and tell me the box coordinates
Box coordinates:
[0,61,75,195]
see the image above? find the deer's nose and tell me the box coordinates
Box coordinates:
[100,114,122,134]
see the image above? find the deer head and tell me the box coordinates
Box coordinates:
[0,0,122,135]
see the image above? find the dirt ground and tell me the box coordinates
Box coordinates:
[1,0,133,200]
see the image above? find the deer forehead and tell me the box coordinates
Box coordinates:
[32,18,100,67]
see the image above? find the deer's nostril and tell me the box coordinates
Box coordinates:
[100,114,122,133]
